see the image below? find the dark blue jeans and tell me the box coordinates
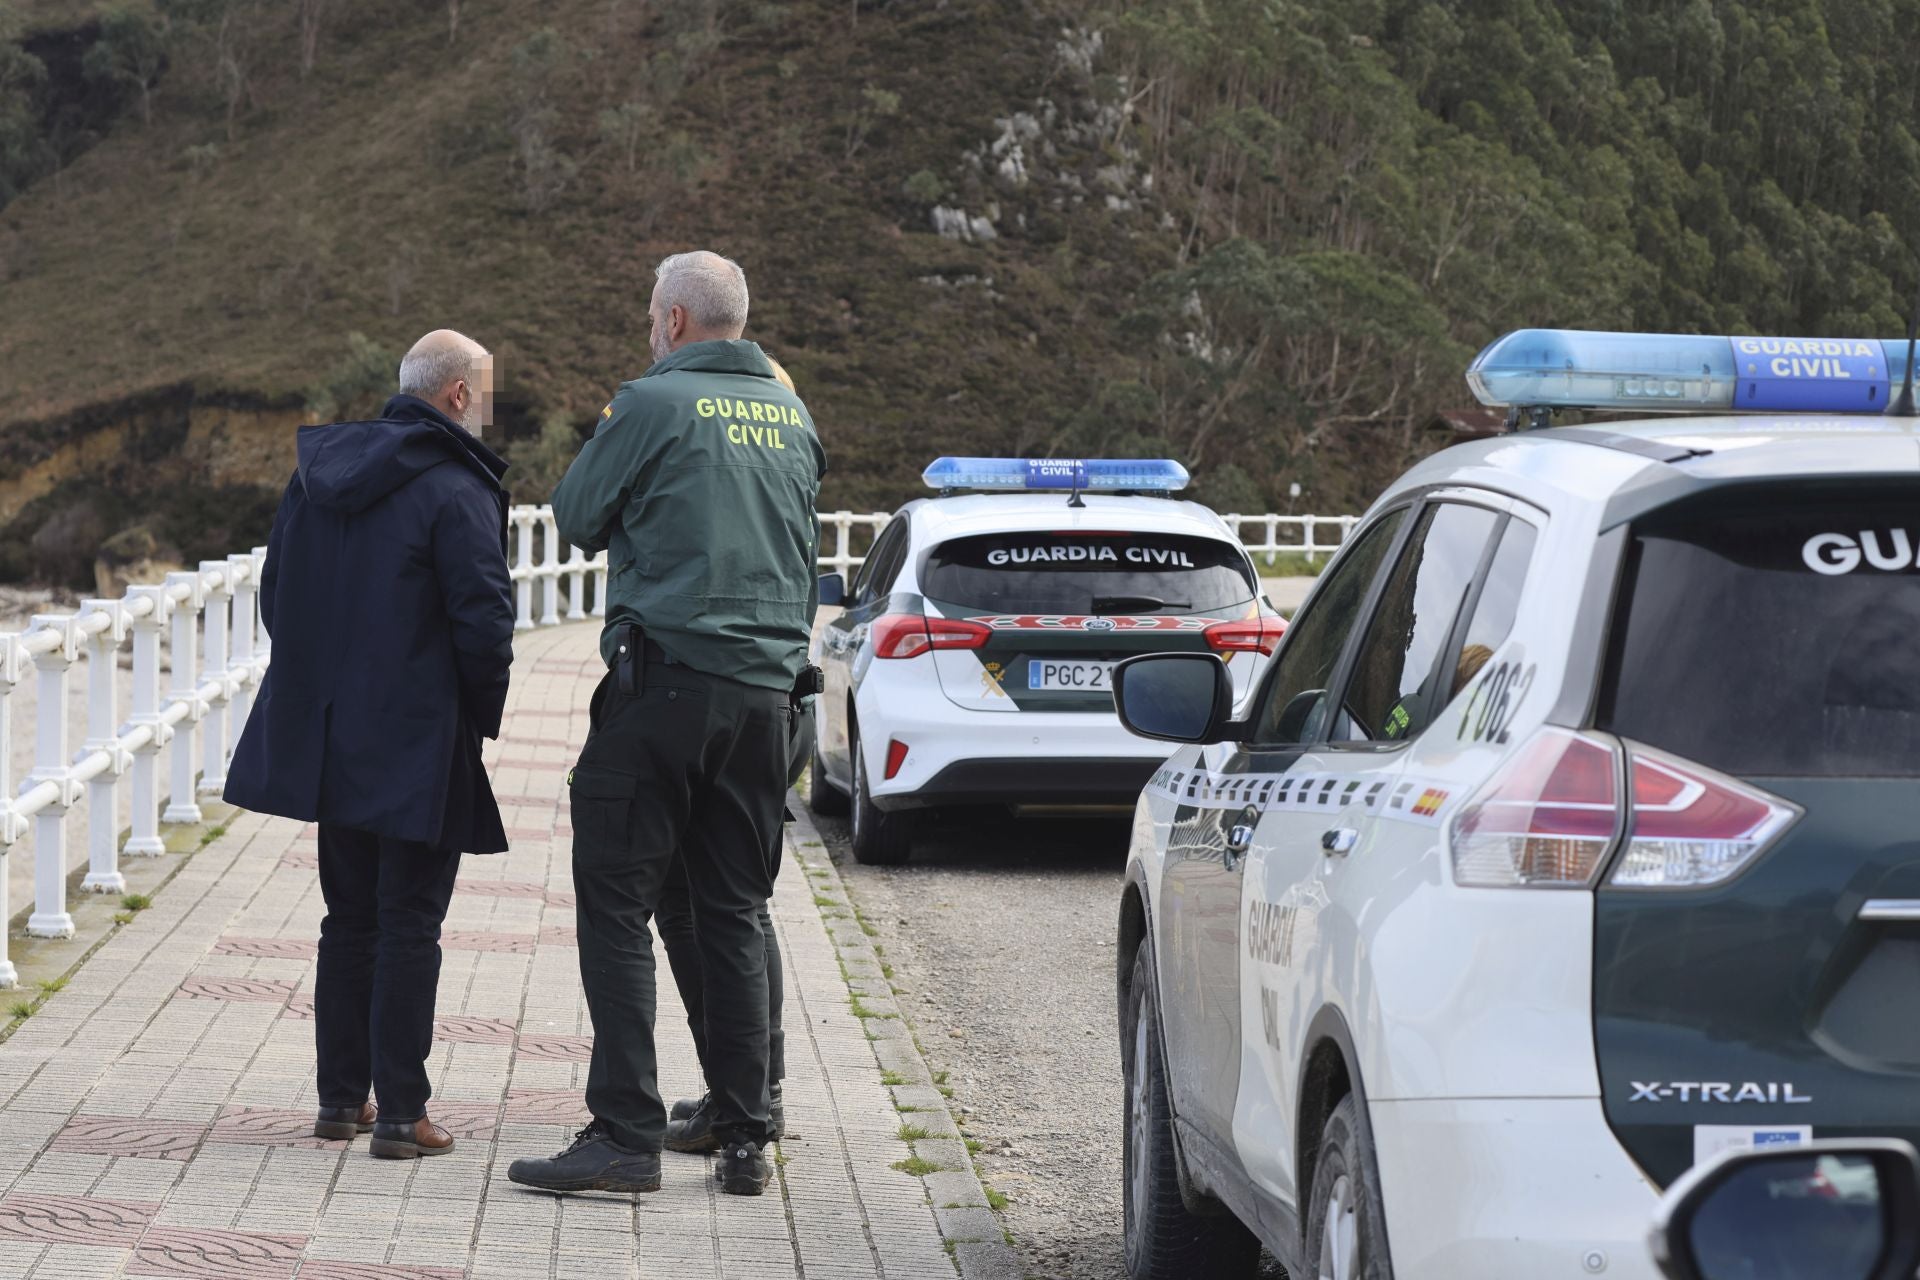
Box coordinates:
[315,826,461,1123]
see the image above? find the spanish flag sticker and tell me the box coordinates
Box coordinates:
[1410,788,1448,818]
[601,403,613,419]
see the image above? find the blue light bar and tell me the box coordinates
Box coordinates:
[1467,329,1914,414]
[922,457,1191,492]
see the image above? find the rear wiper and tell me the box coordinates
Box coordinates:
[1091,594,1189,613]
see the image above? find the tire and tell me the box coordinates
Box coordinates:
[849,726,913,865]
[808,738,850,817]
[1122,943,1261,1280]
[1304,1095,1393,1280]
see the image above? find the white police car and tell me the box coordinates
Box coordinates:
[807,457,1283,865]
[1112,329,1920,1279]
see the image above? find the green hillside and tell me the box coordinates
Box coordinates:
[4,0,1920,583]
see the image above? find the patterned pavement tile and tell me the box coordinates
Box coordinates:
[177,978,298,1005]
[438,932,537,955]
[430,1017,515,1046]
[0,1193,157,1247]
[279,850,320,870]
[282,996,315,1021]
[50,1116,205,1161]
[128,1226,306,1279]
[544,890,577,909]
[536,925,578,947]
[513,1035,592,1063]
[207,1108,338,1149]
[296,1264,466,1280]
[503,1090,591,1126]
[426,1102,501,1140]
[449,880,547,901]
[213,938,320,960]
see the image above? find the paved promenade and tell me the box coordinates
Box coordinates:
[0,624,968,1280]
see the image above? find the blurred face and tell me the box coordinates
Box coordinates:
[450,354,494,435]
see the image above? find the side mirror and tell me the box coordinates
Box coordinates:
[818,573,846,608]
[1111,653,1236,744]
[1650,1140,1920,1280]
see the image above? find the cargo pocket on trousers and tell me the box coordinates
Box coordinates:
[568,766,635,861]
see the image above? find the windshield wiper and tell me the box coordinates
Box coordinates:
[1091,594,1189,614]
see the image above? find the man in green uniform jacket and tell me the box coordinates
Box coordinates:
[508,250,825,1198]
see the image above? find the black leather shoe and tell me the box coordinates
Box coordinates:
[313,1101,376,1140]
[507,1121,662,1193]
[716,1140,771,1196]
[668,1093,705,1122]
[664,1098,720,1154]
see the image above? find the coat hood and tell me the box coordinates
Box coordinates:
[297,396,509,513]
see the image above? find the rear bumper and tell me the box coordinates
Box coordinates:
[888,757,1160,810]
[1371,1097,1660,1278]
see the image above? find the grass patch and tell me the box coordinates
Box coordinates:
[197,823,229,847]
[942,1239,957,1258]
[932,1069,949,1085]
[879,961,894,979]
[936,1084,955,1099]
[37,977,67,994]
[812,894,841,908]
[6,1001,33,1020]
[120,893,153,911]
[964,1137,983,1154]
[898,1122,934,1141]
[892,1156,941,1177]
[880,1069,907,1087]
[857,918,879,937]
[848,996,895,1021]
[801,840,823,848]
[984,1185,1009,1211]
[112,911,134,925]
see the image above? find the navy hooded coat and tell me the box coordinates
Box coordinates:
[225,396,515,854]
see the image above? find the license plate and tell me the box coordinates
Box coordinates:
[1028,661,1113,691]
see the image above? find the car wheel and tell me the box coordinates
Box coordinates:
[1122,942,1260,1280]
[849,727,913,865]
[808,738,850,817]
[1305,1095,1393,1280]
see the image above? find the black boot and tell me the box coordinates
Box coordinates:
[507,1120,662,1193]
[669,1093,705,1122]
[716,1140,771,1196]
[665,1097,721,1154]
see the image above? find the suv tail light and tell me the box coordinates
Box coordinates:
[1204,616,1287,656]
[1451,728,1620,887]
[1608,744,1800,888]
[871,614,992,659]
[1450,728,1799,889]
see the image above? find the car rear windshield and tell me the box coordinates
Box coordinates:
[1599,484,1920,778]
[921,531,1257,615]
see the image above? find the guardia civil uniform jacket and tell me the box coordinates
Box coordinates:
[551,340,826,690]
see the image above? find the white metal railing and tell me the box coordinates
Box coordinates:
[0,553,267,986]
[0,503,1355,987]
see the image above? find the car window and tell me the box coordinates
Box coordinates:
[1449,518,1537,699]
[853,518,906,604]
[1599,484,1920,777]
[920,531,1256,616]
[1250,509,1407,746]
[1338,503,1501,743]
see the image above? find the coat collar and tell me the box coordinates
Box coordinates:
[381,395,510,489]
[639,339,776,381]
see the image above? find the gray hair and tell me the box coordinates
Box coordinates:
[398,330,488,398]
[655,250,749,334]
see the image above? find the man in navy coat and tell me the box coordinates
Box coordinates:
[226,329,514,1160]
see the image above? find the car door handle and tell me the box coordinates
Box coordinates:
[1321,828,1358,857]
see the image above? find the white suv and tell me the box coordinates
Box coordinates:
[1113,329,1920,1278]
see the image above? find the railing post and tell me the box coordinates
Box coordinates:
[198,564,231,795]
[26,615,80,938]
[591,550,608,618]
[163,570,205,826]
[513,511,535,630]
[124,586,173,858]
[227,553,257,739]
[539,510,561,627]
[80,602,131,894]
[252,546,271,665]
[0,634,24,986]
[564,545,588,621]
[831,512,852,577]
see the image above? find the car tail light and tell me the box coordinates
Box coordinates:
[1204,616,1287,656]
[1451,728,1621,887]
[885,738,909,780]
[1450,728,1799,889]
[1608,743,1799,888]
[870,614,992,659]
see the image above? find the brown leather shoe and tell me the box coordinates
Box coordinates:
[314,1101,378,1140]
[368,1117,455,1159]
